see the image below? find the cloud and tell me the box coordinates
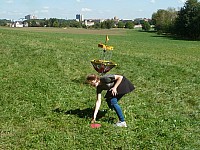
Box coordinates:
[41,9,49,13]
[150,0,155,3]
[43,6,49,9]
[81,8,92,12]
[5,0,14,3]
[76,0,81,2]
[178,0,186,3]
[41,6,49,13]
[138,9,144,12]
[0,11,7,15]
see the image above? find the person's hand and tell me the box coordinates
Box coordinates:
[91,119,95,124]
[110,87,117,96]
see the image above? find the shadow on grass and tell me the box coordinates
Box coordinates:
[53,107,108,120]
[151,34,194,41]
[138,30,157,33]
[138,30,200,41]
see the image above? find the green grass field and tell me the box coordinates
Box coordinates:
[0,27,199,150]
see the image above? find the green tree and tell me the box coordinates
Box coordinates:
[106,20,115,29]
[70,21,82,28]
[100,20,115,29]
[117,21,125,28]
[30,20,37,27]
[101,21,106,29]
[142,21,151,31]
[44,19,49,27]
[48,18,57,27]
[53,20,59,27]
[94,22,101,29]
[0,19,11,26]
[39,19,45,27]
[174,0,200,39]
[60,21,68,28]
[152,8,177,33]
[125,21,134,29]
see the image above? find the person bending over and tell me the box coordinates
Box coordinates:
[86,74,134,127]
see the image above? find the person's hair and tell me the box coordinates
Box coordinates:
[86,74,100,83]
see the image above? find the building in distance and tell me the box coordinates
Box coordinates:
[25,14,37,20]
[76,14,84,22]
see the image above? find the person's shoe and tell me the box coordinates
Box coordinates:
[115,121,127,127]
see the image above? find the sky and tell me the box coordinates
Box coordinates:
[0,0,188,21]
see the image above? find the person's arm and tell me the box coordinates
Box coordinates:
[91,93,101,123]
[110,75,123,96]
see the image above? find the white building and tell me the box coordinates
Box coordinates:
[10,21,28,27]
[84,20,94,26]
[76,14,84,22]
[83,19,105,27]
[25,14,37,20]
[11,21,23,27]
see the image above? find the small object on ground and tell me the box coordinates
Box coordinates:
[90,123,101,128]
[115,121,127,127]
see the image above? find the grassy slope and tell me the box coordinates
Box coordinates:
[0,27,199,149]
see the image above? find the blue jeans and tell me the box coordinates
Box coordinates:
[106,95,125,122]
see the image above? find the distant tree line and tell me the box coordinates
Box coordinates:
[152,0,200,40]
[93,20,136,29]
[25,18,137,29]
[24,18,84,28]
[1,0,198,40]
[0,17,147,30]
[0,19,11,26]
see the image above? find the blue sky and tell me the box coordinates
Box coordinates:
[0,0,188,20]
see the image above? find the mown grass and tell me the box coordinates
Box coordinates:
[0,27,199,150]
